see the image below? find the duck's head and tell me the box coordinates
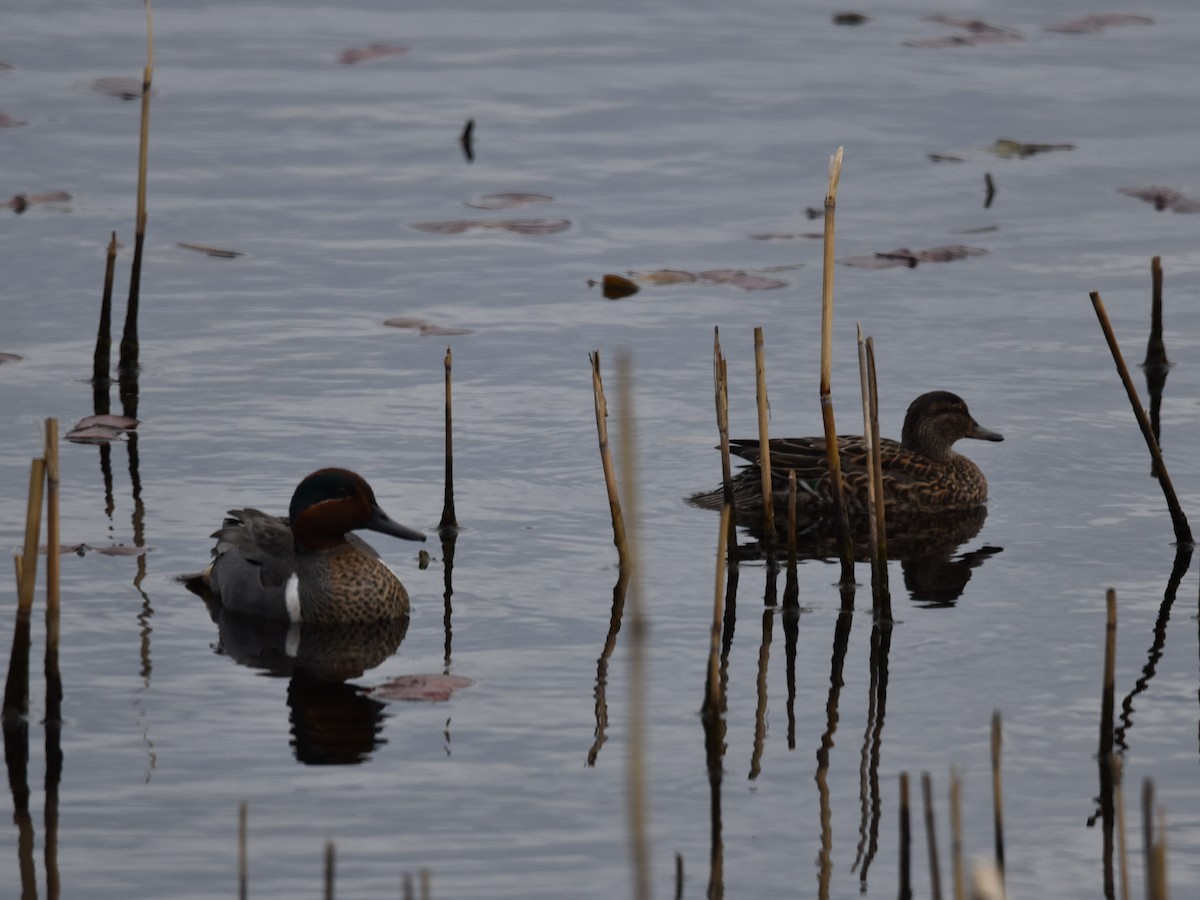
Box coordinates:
[289,468,425,552]
[901,391,1003,461]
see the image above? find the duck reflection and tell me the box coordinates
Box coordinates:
[203,597,408,765]
[736,506,1001,606]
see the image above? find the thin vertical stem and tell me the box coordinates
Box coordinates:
[753,327,775,535]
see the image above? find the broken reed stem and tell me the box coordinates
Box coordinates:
[120,2,154,375]
[19,458,46,611]
[990,711,1005,880]
[324,840,335,900]
[950,769,964,900]
[865,339,886,570]
[238,802,248,900]
[590,352,629,567]
[786,471,798,571]
[922,773,944,900]
[753,327,775,535]
[819,148,854,584]
[898,772,912,900]
[1111,756,1129,900]
[1089,291,1192,545]
[713,328,737,554]
[94,232,118,389]
[1151,807,1168,900]
[1101,589,1117,760]
[44,419,62,725]
[438,346,457,531]
[1144,256,1166,370]
[708,505,730,706]
[615,352,651,900]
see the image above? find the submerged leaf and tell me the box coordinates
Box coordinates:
[4,191,72,213]
[65,425,129,444]
[409,217,570,235]
[338,44,408,65]
[1045,14,1152,33]
[840,245,988,268]
[90,76,150,100]
[0,113,24,127]
[632,269,697,285]
[832,12,869,25]
[0,352,22,364]
[72,414,139,431]
[990,138,1075,158]
[465,193,554,210]
[698,270,788,290]
[383,317,473,335]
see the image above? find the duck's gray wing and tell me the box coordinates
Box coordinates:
[208,509,298,620]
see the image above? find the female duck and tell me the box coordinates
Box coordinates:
[198,468,425,623]
[691,391,1003,521]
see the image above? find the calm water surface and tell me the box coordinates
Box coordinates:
[3,1,1200,897]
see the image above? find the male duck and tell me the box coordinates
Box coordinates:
[691,391,1003,522]
[198,468,425,624]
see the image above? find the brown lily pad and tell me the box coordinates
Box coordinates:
[66,414,139,444]
[0,352,22,364]
[0,113,24,128]
[338,44,408,65]
[698,270,788,290]
[990,138,1075,159]
[905,17,1022,47]
[464,193,554,210]
[371,674,474,702]
[177,242,244,258]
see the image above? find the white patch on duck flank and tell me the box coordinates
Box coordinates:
[285,623,302,658]
[284,573,302,623]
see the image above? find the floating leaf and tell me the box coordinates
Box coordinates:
[177,242,243,258]
[338,44,408,65]
[0,352,22,364]
[748,232,797,241]
[951,225,1000,234]
[371,674,474,702]
[409,217,570,235]
[599,274,639,300]
[1117,186,1200,213]
[0,62,12,71]
[383,317,473,336]
[465,193,554,210]
[928,153,965,162]
[1045,14,1152,33]
[0,113,24,128]
[90,76,151,100]
[840,245,988,268]
[832,12,869,25]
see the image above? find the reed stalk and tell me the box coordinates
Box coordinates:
[1111,756,1129,900]
[1101,589,1117,761]
[438,346,457,532]
[238,802,248,900]
[819,147,854,583]
[922,773,943,900]
[856,329,890,618]
[120,2,154,376]
[324,840,335,900]
[753,327,775,535]
[865,339,887,574]
[950,768,964,900]
[19,458,46,611]
[708,506,730,707]
[898,772,912,900]
[93,232,118,393]
[713,329,737,555]
[1143,256,1166,371]
[785,471,798,585]
[44,419,62,726]
[1089,291,1192,544]
[590,351,629,567]
[615,352,651,900]
[990,711,1004,881]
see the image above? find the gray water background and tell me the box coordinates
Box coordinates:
[2,0,1200,896]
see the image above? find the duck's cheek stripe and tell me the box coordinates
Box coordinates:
[285,573,302,623]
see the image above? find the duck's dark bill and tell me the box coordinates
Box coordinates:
[367,508,426,542]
